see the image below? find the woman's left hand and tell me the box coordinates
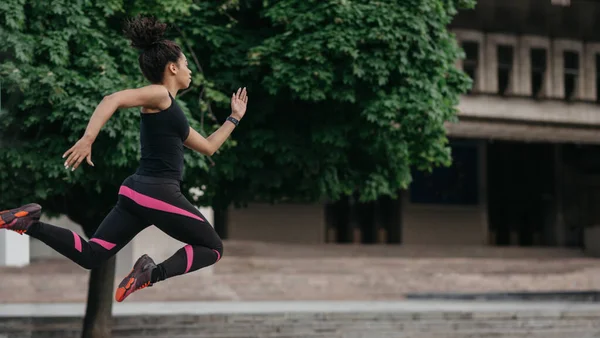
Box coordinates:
[230,87,248,120]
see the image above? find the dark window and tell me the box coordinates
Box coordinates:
[497,45,514,96]
[410,142,479,205]
[462,41,479,93]
[530,48,546,98]
[564,51,579,100]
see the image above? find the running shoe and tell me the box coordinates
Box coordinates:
[0,203,42,234]
[115,254,156,302]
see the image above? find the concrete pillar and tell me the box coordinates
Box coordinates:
[478,140,489,245]
[554,144,565,247]
[0,231,30,267]
[583,42,600,101]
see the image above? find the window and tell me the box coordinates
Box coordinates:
[564,51,579,100]
[410,142,479,205]
[462,41,479,93]
[497,45,514,96]
[530,48,547,98]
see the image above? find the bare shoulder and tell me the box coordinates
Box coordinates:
[140,85,172,114]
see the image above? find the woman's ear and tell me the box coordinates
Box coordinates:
[168,62,178,75]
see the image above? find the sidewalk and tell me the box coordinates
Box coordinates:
[2,300,600,317]
[0,240,599,303]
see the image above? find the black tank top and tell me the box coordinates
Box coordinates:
[135,93,190,181]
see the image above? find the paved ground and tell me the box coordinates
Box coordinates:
[0,240,599,303]
[4,300,600,338]
[3,300,600,317]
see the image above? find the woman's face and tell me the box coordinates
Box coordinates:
[176,54,192,89]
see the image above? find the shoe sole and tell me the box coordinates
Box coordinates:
[0,203,42,227]
[115,255,155,302]
[115,271,135,303]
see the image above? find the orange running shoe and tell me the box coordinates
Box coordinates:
[115,254,156,302]
[0,203,42,235]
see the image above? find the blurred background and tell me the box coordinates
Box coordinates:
[3,0,600,337]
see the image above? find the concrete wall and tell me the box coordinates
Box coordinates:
[228,203,325,244]
[0,231,29,267]
[401,203,486,245]
[401,142,488,246]
[584,226,600,257]
[457,94,600,127]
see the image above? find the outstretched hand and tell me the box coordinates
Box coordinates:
[63,137,94,171]
[230,87,248,120]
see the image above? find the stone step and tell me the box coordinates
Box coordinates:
[3,301,600,337]
[4,329,600,338]
[3,314,600,338]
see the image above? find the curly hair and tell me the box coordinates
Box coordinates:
[123,16,182,84]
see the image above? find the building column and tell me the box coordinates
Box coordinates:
[478,140,489,245]
[583,42,600,101]
[554,144,565,247]
[0,231,30,267]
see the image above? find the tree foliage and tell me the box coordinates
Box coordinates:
[193,0,475,205]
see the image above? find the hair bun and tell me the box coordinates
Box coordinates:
[123,16,167,51]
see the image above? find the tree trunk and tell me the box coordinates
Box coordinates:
[81,256,116,338]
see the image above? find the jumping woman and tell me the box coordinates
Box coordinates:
[0,16,247,302]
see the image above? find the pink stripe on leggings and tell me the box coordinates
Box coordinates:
[184,245,193,273]
[90,238,116,250]
[212,249,221,262]
[119,186,205,222]
[72,231,82,252]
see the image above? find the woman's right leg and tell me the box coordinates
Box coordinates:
[23,200,148,270]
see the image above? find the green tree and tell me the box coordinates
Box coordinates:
[181,0,475,210]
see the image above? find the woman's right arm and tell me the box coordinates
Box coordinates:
[63,85,170,171]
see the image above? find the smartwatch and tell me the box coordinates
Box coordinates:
[226,116,239,126]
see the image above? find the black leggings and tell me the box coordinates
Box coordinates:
[27,174,223,281]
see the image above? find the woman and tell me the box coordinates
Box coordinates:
[0,16,247,302]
